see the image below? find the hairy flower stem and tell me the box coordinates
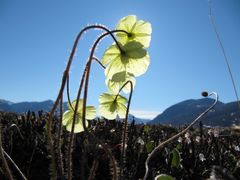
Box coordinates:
[90,133,119,180]
[67,29,129,180]
[115,81,133,180]
[66,56,104,112]
[56,96,64,179]
[47,24,127,179]
[143,92,218,180]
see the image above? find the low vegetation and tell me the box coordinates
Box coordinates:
[0,111,239,179]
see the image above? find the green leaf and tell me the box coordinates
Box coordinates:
[146,140,154,153]
[116,15,152,48]
[171,148,181,168]
[155,174,175,180]
[99,93,127,120]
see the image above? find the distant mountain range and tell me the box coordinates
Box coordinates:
[149,98,240,127]
[0,99,60,113]
[0,99,148,124]
[1,98,240,126]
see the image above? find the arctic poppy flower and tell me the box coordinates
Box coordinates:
[62,100,96,133]
[102,41,150,80]
[99,93,127,120]
[116,15,152,48]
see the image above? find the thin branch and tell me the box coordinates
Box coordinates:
[208,0,240,111]
[0,124,13,180]
[3,148,27,180]
[117,80,133,179]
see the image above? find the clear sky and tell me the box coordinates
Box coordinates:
[0,0,240,119]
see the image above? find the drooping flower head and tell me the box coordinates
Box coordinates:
[101,15,152,94]
[99,93,127,120]
[116,15,152,48]
[62,100,96,133]
[102,41,150,80]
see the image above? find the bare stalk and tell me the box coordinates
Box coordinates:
[66,29,129,180]
[143,92,218,180]
[0,125,13,180]
[208,0,240,111]
[56,96,64,179]
[115,80,134,179]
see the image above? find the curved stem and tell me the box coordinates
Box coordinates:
[56,96,64,179]
[117,81,133,179]
[68,30,127,180]
[143,92,218,180]
[47,24,128,179]
[67,29,128,180]
[2,148,27,180]
[208,0,240,111]
[92,56,106,69]
[89,133,119,180]
[7,124,24,140]
[67,56,105,112]
[67,75,74,111]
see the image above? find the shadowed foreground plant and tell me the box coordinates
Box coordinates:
[144,91,219,180]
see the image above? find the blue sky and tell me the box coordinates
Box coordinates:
[0,0,240,119]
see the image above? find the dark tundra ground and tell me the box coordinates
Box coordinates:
[0,111,240,180]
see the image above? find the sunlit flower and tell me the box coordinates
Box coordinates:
[102,41,150,80]
[99,93,127,120]
[62,100,96,133]
[116,15,152,48]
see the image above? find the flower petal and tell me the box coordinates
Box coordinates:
[66,118,88,133]
[68,99,83,112]
[124,41,147,59]
[116,15,137,33]
[62,110,72,126]
[85,106,96,120]
[99,103,117,120]
[116,15,152,48]
[127,53,150,77]
[102,44,121,66]
[105,54,126,79]
[99,93,127,120]
[106,73,136,94]
[133,20,152,48]
[117,103,127,118]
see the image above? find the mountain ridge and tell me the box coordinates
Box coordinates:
[149,98,240,127]
[1,98,239,126]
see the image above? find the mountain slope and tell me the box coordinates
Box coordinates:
[0,99,67,113]
[149,98,240,127]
